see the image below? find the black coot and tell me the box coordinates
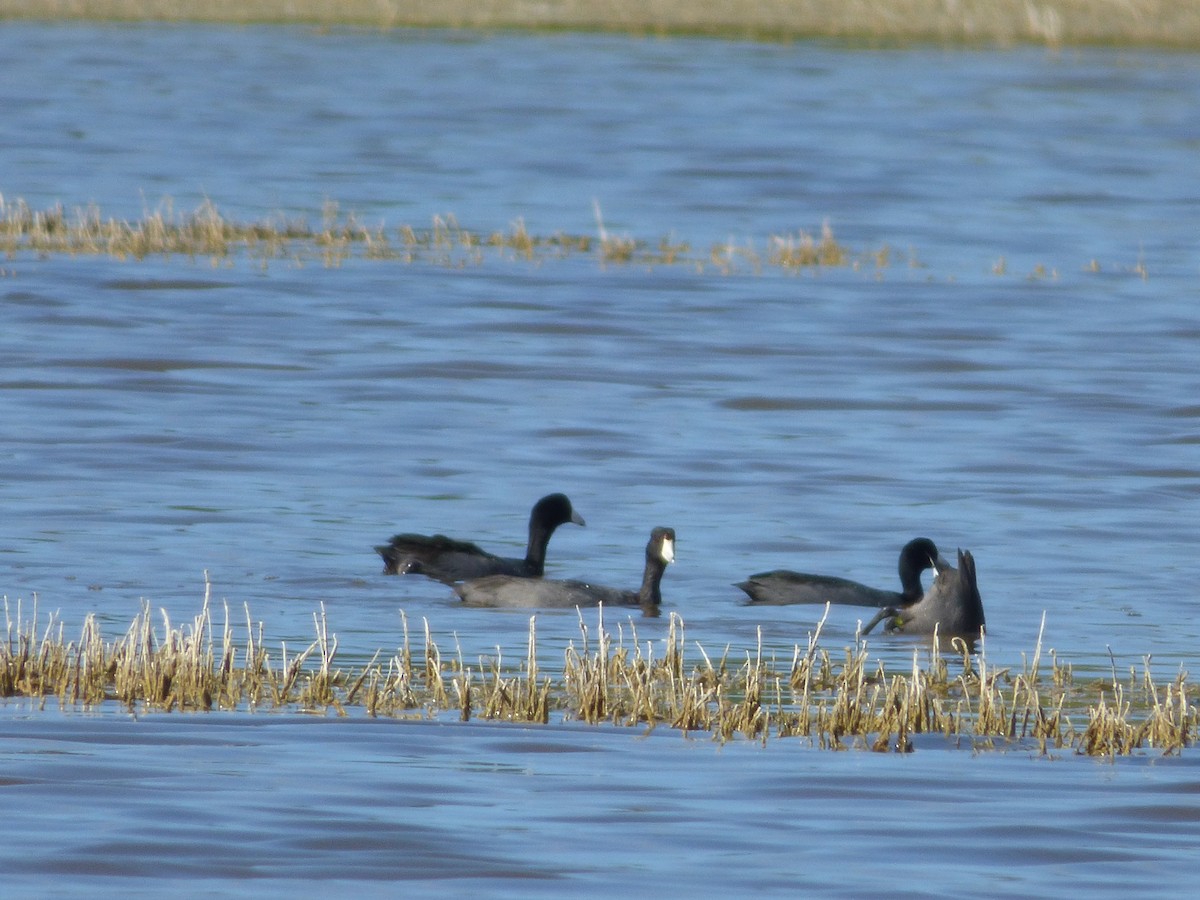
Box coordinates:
[455,526,675,617]
[736,537,940,608]
[375,493,585,583]
[861,548,985,638]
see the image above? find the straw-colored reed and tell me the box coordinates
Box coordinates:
[6,590,1190,757]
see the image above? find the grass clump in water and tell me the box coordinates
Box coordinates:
[1,195,1151,278]
[768,221,848,269]
[3,593,1195,757]
[1,195,880,274]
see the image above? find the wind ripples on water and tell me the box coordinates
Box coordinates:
[2,24,1199,896]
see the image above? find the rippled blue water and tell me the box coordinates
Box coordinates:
[2,23,1199,896]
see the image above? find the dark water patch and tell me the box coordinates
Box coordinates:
[893,357,1006,374]
[1094,802,1200,827]
[3,289,68,307]
[23,313,142,329]
[1024,191,1125,205]
[472,298,559,312]
[535,426,630,441]
[1164,405,1200,418]
[718,395,1005,413]
[0,378,92,390]
[48,356,309,373]
[101,278,232,291]
[1056,391,1160,414]
[376,361,550,381]
[1130,468,1200,479]
[488,321,641,337]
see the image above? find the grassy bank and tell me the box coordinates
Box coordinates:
[3,593,1194,756]
[3,0,1200,47]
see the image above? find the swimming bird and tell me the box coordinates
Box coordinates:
[374,493,585,583]
[861,548,985,638]
[736,537,941,608]
[455,526,675,617]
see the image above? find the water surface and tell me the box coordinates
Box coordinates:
[2,24,1199,896]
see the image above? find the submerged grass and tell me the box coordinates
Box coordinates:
[5,1,1200,48]
[0,196,1149,279]
[0,196,884,274]
[2,592,1194,757]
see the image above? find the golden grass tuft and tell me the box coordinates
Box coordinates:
[3,593,1195,756]
[768,221,849,269]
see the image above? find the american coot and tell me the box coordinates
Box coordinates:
[861,548,985,638]
[455,526,675,617]
[374,493,585,583]
[735,537,940,608]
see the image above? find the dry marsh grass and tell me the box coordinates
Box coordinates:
[3,594,1194,757]
[3,196,1156,278]
[0,196,887,274]
[5,1,1200,47]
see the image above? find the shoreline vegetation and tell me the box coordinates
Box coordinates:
[2,590,1194,757]
[4,0,1200,48]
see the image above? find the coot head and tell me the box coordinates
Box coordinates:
[531,492,586,531]
[897,537,941,603]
